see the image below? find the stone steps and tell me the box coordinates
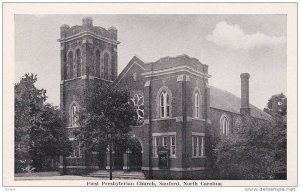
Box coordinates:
[86,171,146,180]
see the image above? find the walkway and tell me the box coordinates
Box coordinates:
[87,170,145,180]
[14,170,145,180]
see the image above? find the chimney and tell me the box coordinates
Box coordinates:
[240,73,251,116]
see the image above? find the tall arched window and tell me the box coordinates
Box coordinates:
[160,90,170,118]
[220,115,230,136]
[68,52,73,79]
[95,50,100,77]
[104,52,109,80]
[76,49,81,77]
[64,53,67,80]
[195,92,200,118]
[70,104,78,127]
[193,88,202,118]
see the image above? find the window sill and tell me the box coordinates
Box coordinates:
[66,156,83,159]
[89,76,113,82]
[66,126,80,129]
[151,156,176,159]
[191,117,206,121]
[131,125,143,128]
[192,156,206,159]
[152,117,176,121]
[63,77,81,82]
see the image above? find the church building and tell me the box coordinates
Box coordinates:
[58,17,271,179]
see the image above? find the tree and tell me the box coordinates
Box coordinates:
[15,74,47,172]
[264,93,287,178]
[76,84,137,152]
[264,93,287,117]
[75,84,137,179]
[15,73,72,172]
[207,93,287,179]
[29,104,72,171]
[207,117,277,179]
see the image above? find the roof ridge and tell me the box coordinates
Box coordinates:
[210,85,272,120]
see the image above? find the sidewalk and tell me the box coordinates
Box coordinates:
[14,170,145,180]
[14,175,108,180]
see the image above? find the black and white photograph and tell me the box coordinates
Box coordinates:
[2,2,297,189]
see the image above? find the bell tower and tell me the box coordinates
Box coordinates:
[59,17,119,128]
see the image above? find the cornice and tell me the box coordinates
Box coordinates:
[142,65,211,79]
[58,31,120,45]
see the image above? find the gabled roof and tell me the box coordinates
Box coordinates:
[115,55,271,121]
[113,56,145,86]
[210,86,272,121]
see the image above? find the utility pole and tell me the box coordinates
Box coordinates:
[109,133,112,180]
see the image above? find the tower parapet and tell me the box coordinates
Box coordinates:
[58,18,119,45]
[108,26,118,40]
[60,24,70,38]
[82,17,93,31]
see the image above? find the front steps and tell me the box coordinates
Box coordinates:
[86,170,146,180]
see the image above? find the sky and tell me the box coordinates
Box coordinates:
[15,14,287,110]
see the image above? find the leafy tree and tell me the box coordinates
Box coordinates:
[207,117,277,179]
[15,74,46,172]
[15,73,72,172]
[264,93,287,178]
[264,93,287,117]
[29,104,72,171]
[207,93,287,179]
[75,83,137,155]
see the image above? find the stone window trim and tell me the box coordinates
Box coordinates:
[152,132,176,158]
[67,50,74,79]
[68,138,82,158]
[93,48,101,77]
[101,49,112,80]
[192,132,205,158]
[192,87,203,119]
[63,76,81,83]
[66,46,83,79]
[220,113,231,136]
[75,48,82,77]
[69,100,80,128]
[133,72,137,81]
[156,86,173,119]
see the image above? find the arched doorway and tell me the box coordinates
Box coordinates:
[107,136,143,171]
[127,137,143,171]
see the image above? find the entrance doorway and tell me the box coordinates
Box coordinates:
[128,137,143,171]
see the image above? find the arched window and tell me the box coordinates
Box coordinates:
[104,52,109,80]
[195,92,200,118]
[64,53,67,80]
[95,50,100,77]
[70,104,78,127]
[220,115,230,136]
[193,88,202,118]
[68,52,73,79]
[76,49,81,77]
[160,90,170,118]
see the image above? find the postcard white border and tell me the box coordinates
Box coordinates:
[2,2,297,187]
